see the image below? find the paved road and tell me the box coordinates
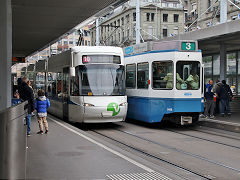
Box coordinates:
[86,120,240,180]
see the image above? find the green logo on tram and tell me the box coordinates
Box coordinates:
[107,102,120,116]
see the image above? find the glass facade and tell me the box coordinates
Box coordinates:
[203,51,240,95]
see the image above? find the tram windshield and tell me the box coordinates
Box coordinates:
[73,65,125,96]
[176,61,200,90]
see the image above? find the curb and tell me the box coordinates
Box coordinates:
[198,119,240,133]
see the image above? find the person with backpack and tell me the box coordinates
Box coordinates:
[216,80,233,117]
[35,89,50,134]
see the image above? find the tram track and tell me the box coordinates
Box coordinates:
[91,129,210,180]
[165,128,240,150]
[112,128,240,174]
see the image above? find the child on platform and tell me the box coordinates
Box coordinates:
[35,89,50,134]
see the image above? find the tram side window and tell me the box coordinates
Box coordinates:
[176,61,200,90]
[126,64,136,88]
[57,72,62,98]
[50,73,57,98]
[70,67,80,96]
[152,61,173,89]
[137,63,149,89]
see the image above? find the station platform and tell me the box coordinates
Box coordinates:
[26,115,173,180]
[199,113,240,133]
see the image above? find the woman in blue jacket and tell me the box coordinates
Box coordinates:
[35,89,50,134]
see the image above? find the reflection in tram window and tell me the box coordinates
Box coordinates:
[152,61,173,89]
[77,65,125,96]
[176,61,200,90]
[57,72,62,97]
[126,64,136,88]
[70,66,80,96]
[137,63,149,89]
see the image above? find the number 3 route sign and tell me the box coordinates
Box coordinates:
[181,42,196,51]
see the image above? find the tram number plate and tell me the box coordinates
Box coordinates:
[181,116,192,125]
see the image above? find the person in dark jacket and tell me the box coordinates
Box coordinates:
[204,80,215,118]
[18,77,35,136]
[35,89,50,134]
[216,80,233,117]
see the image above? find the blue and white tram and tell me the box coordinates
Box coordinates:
[124,41,203,125]
[35,46,127,123]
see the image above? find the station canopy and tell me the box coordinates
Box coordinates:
[12,0,127,57]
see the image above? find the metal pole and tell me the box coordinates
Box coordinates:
[220,0,227,23]
[96,18,100,46]
[136,0,141,44]
[155,5,158,39]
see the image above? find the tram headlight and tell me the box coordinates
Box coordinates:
[119,102,127,106]
[84,103,95,107]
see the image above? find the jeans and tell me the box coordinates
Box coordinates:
[26,114,31,134]
[204,99,215,116]
[220,99,231,115]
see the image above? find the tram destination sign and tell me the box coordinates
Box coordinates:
[181,42,196,51]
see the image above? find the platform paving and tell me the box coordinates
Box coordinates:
[199,113,240,133]
[26,116,151,180]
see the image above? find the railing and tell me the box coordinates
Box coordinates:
[0,101,28,179]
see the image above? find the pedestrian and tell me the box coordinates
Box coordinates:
[213,80,222,115]
[18,77,35,136]
[35,89,50,134]
[203,80,215,119]
[216,80,233,117]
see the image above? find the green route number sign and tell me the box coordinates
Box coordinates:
[182,42,196,51]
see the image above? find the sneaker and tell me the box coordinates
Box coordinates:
[27,133,31,137]
[206,116,210,119]
[45,130,48,134]
[37,131,43,134]
[210,115,215,119]
[199,114,205,118]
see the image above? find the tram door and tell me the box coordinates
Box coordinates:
[63,67,69,121]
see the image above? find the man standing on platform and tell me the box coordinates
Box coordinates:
[19,76,35,136]
[204,80,215,119]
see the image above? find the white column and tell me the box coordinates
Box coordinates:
[136,0,141,44]
[0,0,12,110]
[96,18,100,46]
[220,0,227,23]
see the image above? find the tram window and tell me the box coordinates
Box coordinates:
[51,73,57,98]
[176,61,200,90]
[70,67,80,96]
[57,72,62,98]
[126,64,136,88]
[152,61,173,89]
[137,63,149,89]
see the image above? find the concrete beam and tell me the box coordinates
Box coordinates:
[0,0,12,111]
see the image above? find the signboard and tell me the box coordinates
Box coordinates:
[181,42,196,51]
[12,57,25,63]
[125,46,134,55]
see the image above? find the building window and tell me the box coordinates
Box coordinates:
[117,19,120,26]
[85,40,88,46]
[174,14,179,22]
[163,14,168,22]
[137,63,149,89]
[121,17,124,25]
[126,64,136,88]
[152,61,173,89]
[203,56,213,83]
[126,14,130,23]
[69,41,73,44]
[88,41,90,46]
[151,13,155,21]
[146,13,150,21]
[163,29,168,37]
[133,12,136,21]
[64,41,68,45]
